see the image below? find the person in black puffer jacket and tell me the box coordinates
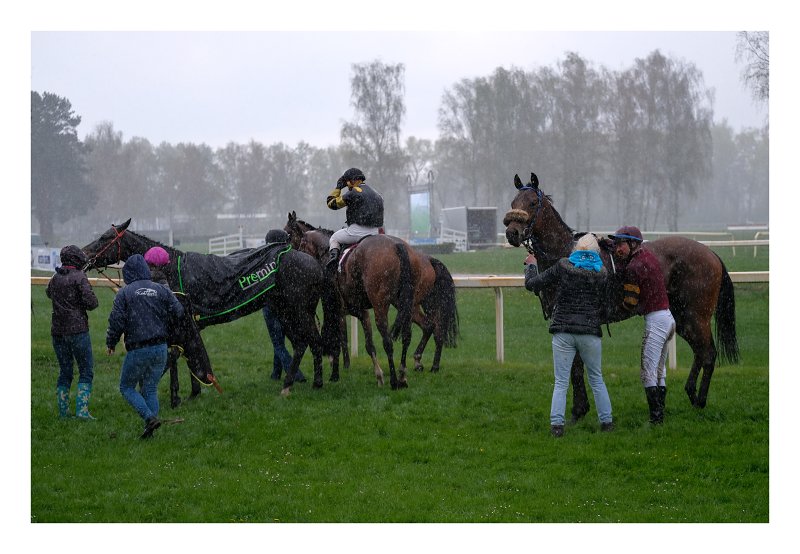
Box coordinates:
[324,167,384,272]
[46,245,99,419]
[106,254,184,439]
[524,233,613,437]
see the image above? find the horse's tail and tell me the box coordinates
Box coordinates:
[715,255,740,364]
[390,243,414,341]
[422,257,460,347]
[319,273,342,358]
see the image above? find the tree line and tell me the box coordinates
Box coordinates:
[32,48,768,245]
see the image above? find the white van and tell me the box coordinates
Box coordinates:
[31,234,60,271]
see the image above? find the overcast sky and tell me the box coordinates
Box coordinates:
[31,30,768,150]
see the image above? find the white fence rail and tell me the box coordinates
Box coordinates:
[208,230,265,255]
[33,268,768,370]
[347,271,769,367]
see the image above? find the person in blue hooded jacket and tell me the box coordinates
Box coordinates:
[106,254,184,439]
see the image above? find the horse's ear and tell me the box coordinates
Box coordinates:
[530,173,539,189]
[514,174,523,189]
[289,211,296,222]
[117,218,131,231]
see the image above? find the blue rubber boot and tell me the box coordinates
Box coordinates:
[56,386,70,418]
[75,382,96,420]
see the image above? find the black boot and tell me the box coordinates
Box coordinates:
[645,386,663,424]
[326,248,340,273]
[658,385,667,414]
[141,417,162,439]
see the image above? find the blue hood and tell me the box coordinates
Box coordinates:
[122,254,152,284]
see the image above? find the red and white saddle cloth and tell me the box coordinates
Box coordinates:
[336,228,385,273]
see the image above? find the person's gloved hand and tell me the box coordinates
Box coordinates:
[336,177,346,190]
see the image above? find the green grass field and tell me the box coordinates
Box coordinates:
[29,245,769,523]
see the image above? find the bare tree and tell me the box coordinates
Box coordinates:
[341,60,407,228]
[735,31,769,102]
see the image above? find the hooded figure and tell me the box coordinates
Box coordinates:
[46,245,99,419]
[106,254,184,439]
[143,246,216,407]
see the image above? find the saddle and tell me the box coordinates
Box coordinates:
[335,233,380,273]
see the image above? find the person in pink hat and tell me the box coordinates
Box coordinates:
[143,246,214,407]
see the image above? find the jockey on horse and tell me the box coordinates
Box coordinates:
[325,167,384,273]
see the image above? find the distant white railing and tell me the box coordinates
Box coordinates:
[439,227,468,252]
[346,272,769,367]
[33,270,767,370]
[208,228,265,255]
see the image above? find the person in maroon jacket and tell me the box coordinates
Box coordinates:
[46,245,99,419]
[609,226,676,424]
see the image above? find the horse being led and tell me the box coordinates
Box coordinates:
[82,219,339,397]
[503,173,738,417]
[285,212,459,388]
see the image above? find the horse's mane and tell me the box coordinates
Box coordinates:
[543,193,575,236]
[297,219,334,236]
[125,228,181,253]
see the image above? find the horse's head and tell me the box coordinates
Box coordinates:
[81,218,133,270]
[187,356,223,394]
[503,173,545,248]
[284,211,305,250]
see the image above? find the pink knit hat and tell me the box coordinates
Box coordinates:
[144,246,170,266]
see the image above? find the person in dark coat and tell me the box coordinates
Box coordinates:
[525,233,613,437]
[46,245,99,419]
[261,229,306,383]
[325,167,384,272]
[106,254,184,439]
[143,246,215,401]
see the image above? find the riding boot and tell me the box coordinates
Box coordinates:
[56,385,70,418]
[325,248,340,273]
[645,386,663,424]
[658,385,667,415]
[75,382,96,420]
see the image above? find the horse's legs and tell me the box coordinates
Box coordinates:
[398,316,413,385]
[340,316,350,370]
[307,326,325,390]
[430,331,444,373]
[680,322,717,409]
[411,308,433,372]
[359,311,384,386]
[569,355,590,422]
[374,307,405,389]
[166,346,181,408]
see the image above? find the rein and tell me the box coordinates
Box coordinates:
[84,225,127,272]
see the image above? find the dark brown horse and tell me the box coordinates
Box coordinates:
[285,212,459,388]
[82,219,339,397]
[503,173,738,417]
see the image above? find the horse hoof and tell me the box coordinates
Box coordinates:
[170,399,181,409]
[398,381,409,389]
[280,387,291,397]
[414,365,424,372]
[330,375,340,382]
[313,380,324,389]
[430,367,439,373]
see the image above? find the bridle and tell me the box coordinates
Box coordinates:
[505,186,560,264]
[83,224,127,271]
[82,225,128,289]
